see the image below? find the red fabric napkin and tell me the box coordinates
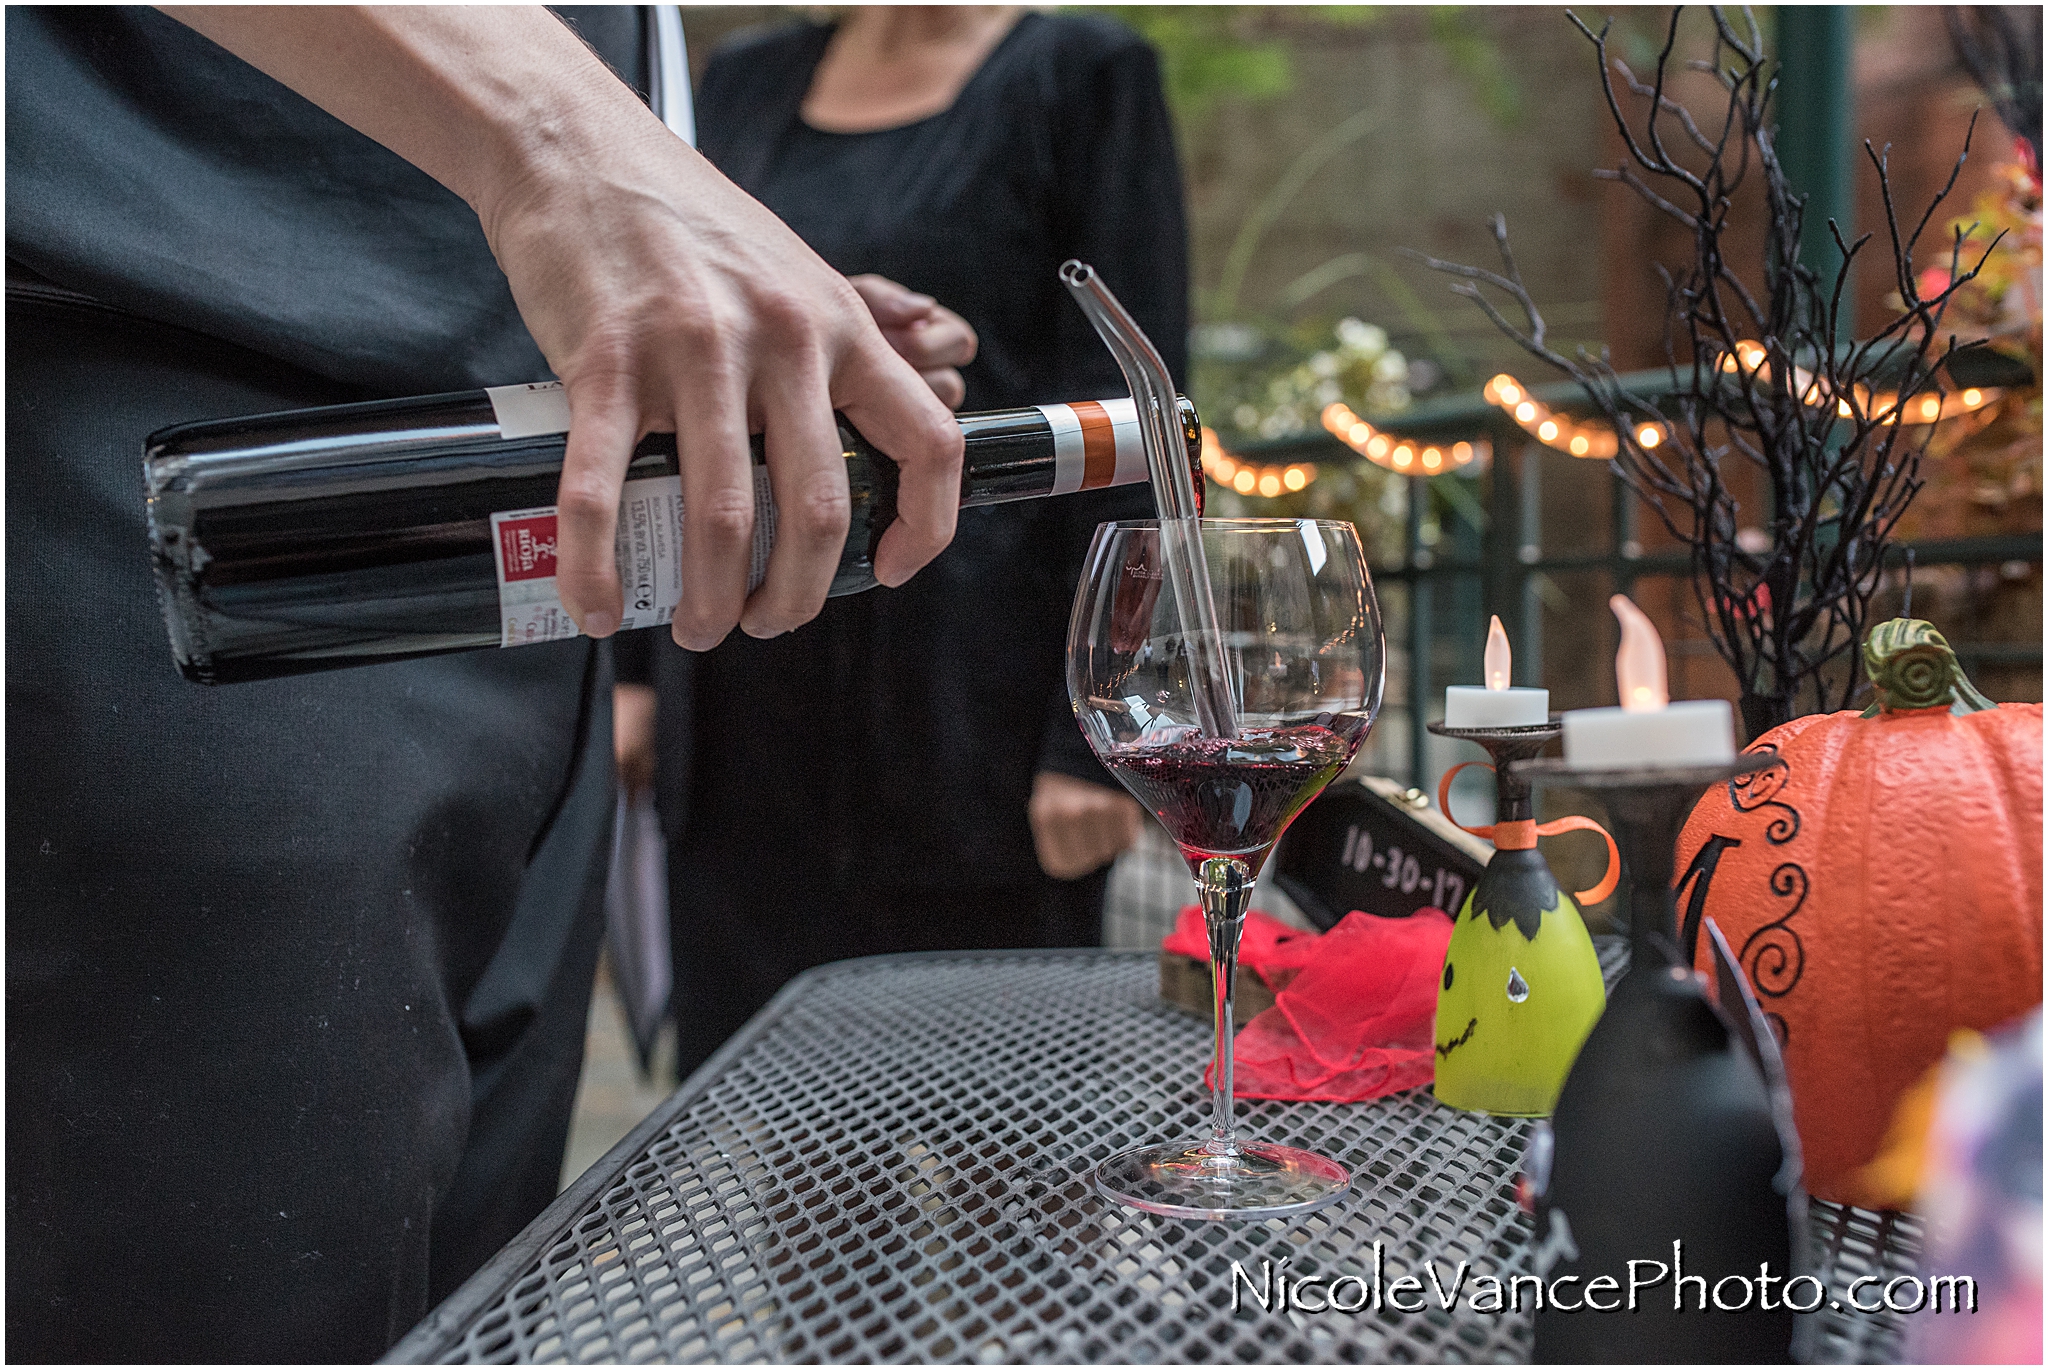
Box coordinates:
[1165,906,1455,1102]
[1160,907,1321,989]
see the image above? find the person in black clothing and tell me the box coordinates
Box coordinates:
[5,6,965,1361]
[617,7,1188,1079]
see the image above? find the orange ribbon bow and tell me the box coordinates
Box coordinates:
[1437,762,1621,906]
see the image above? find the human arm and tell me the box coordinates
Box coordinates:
[158,6,962,649]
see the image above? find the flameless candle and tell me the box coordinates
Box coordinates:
[1562,596,1736,767]
[1443,615,1550,727]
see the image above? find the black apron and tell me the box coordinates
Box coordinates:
[5,7,641,1359]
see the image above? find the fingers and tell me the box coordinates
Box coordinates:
[667,364,758,651]
[847,273,935,329]
[1030,772,1144,880]
[555,375,641,636]
[833,338,961,588]
[921,368,966,411]
[893,306,978,373]
[742,354,849,638]
[847,275,976,410]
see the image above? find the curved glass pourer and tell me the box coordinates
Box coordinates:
[1072,519,1382,1221]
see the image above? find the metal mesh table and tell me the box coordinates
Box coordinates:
[389,950,1916,1364]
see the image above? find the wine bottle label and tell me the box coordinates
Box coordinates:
[1035,397,1146,495]
[488,467,777,647]
[485,380,574,440]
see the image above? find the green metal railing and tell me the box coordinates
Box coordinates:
[1225,361,2042,791]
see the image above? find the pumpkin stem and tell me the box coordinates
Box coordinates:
[1860,618,1997,717]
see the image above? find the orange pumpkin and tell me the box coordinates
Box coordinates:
[1675,619,2043,1206]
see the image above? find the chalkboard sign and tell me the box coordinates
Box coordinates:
[1272,777,1490,931]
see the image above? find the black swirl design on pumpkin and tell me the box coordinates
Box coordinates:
[1740,863,1808,1025]
[1728,744,1800,845]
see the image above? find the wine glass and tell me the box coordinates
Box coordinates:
[1069,518,1385,1219]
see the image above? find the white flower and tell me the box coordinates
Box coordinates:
[1336,317,1382,351]
[1372,353,1408,383]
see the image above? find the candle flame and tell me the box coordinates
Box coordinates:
[1485,615,1511,691]
[1611,594,1668,712]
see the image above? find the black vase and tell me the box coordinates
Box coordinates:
[1530,965,1794,1361]
[1515,756,1799,1363]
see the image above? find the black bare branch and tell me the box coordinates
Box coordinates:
[1419,5,1992,737]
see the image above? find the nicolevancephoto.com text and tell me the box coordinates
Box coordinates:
[1230,1244,1979,1318]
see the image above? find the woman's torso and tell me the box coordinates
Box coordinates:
[681,13,1184,887]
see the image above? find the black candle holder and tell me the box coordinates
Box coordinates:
[1512,751,1798,1363]
[1423,718,1607,1118]
[1425,717,1558,826]
[1516,755,1785,976]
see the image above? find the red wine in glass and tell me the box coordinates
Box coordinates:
[1101,721,1366,863]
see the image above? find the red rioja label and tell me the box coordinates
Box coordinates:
[497,515,559,581]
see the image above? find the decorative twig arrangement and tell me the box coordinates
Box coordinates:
[1412,7,2003,738]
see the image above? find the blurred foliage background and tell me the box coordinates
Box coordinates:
[680,6,2040,736]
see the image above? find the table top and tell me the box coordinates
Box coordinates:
[388,949,1919,1365]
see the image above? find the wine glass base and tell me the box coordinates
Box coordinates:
[1093,1138,1351,1220]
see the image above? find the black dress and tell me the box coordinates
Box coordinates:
[4,8,643,1360]
[640,13,1188,1077]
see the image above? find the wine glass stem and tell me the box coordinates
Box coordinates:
[1199,856,1254,1150]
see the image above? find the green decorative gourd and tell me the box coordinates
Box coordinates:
[1432,746,1618,1117]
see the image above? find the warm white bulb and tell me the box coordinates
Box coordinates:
[1484,614,1512,691]
[1611,594,1670,713]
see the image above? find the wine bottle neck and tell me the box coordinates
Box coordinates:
[957,395,1202,509]
[481,380,1203,510]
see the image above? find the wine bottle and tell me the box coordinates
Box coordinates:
[146,381,1204,684]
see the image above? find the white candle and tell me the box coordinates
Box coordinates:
[1561,595,1736,766]
[1443,615,1549,727]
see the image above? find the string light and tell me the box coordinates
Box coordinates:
[1484,375,1623,458]
[1320,403,1488,476]
[1201,427,1317,500]
[1486,351,2002,460]
[1710,341,2003,427]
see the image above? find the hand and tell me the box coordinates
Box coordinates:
[159,8,964,652]
[1029,771,1144,880]
[613,683,658,799]
[848,275,978,410]
[488,145,964,649]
